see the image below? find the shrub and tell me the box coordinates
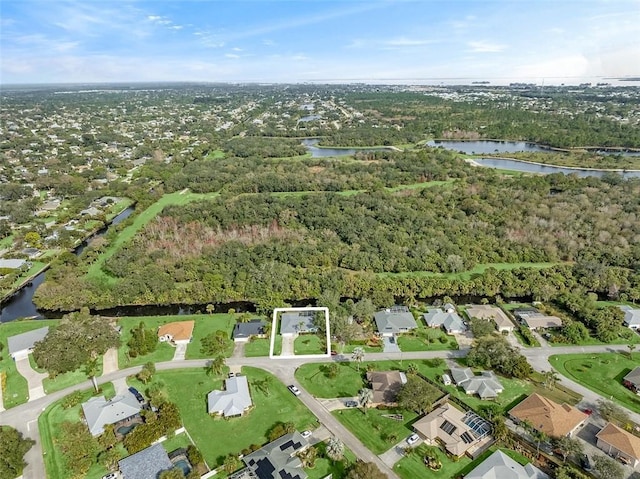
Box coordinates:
[62,390,84,409]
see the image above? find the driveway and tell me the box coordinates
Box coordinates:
[379,437,421,467]
[172,343,187,361]
[102,347,119,374]
[383,336,401,353]
[232,341,246,358]
[281,335,295,356]
[451,330,474,349]
[15,356,48,401]
[318,397,360,411]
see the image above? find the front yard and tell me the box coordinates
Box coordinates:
[396,326,457,352]
[550,352,640,413]
[294,334,326,355]
[244,336,282,357]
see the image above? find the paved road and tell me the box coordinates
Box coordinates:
[3,342,639,479]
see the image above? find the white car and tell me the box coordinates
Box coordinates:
[288,385,301,396]
[406,433,420,446]
[301,430,312,439]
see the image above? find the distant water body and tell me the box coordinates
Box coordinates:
[302,139,394,158]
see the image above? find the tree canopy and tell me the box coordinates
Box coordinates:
[0,426,35,479]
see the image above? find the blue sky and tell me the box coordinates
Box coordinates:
[1,0,639,84]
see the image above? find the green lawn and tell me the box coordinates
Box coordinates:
[244,336,282,357]
[397,326,457,352]
[10,260,48,289]
[39,383,116,479]
[341,342,383,353]
[0,319,58,408]
[306,442,356,479]
[43,358,103,394]
[550,353,640,413]
[378,262,559,281]
[161,432,194,454]
[295,361,369,398]
[147,367,317,468]
[294,334,326,355]
[117,316,181,368]
[547,327,640,347]
[205,150,225,160]
[186,313,236,359]
[333,407,419,454]
[87,190,220,284]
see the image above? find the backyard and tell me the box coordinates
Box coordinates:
[550,352,640,413]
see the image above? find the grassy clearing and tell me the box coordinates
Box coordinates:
[294,334,326,355]
[0,319,58,408]
[334,407,419,454]
[9,260,48,289]
[306,442,356,479]
[117,315,183,368]
[550,353,640,413]
[186,313,236,359]
[244,336,282,357]
[161,432,194,454]
[39,382,116,479]
[386,180,455,192]
[205,150,225,160]
[43,359,102,394]
[397,325,457,352]
[378,262,559,281]
[295,361,368,398]
[145,367,317,468]
[341,342,383,353]
[87,190,219,284]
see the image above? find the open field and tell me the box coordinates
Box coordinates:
[0,319,58,408]
[550,353,640,413]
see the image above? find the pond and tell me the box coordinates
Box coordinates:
[302,138,394,158]
[472,157,640,179]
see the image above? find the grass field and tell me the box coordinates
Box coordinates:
[117,315,181,368]
[244,336,282,357]
[294,334,326,355]
[306,442,356,479]
[185,313,236,359]
[87,190,219,284]
[378,262,559,281]
[9,260,48,289]
[397,325,457,352]
[43,359,102,394]
[0,319,58,408]
[39,382,116,479]
[550,352,640,413]
[147,367,317,468]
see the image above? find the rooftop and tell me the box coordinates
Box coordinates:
[207,375,253,417]
[280,311,316,335]
[157,320,195,342]
[118,444,173,479]
[465,450,549,479]
[233,319,266,339]
[374,306,418,334]
[366,370,407,405]
[465,305,515,330]
[7,326,49,355]
[509,393,587,437]
[596,422,640,460]
[242,431,308,479]
[82,392,142,436]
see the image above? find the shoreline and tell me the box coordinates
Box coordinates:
[429,138,640,153]
[469,156,640,173]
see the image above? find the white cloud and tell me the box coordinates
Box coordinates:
[225,53,240,59]
[467,41,506,53]
[383,37,434,47]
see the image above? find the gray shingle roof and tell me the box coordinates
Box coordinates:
[82,391,142,436]
[207,375,253,417]
[233,320,266,339]
[374,307,417,334]
[466,450,548,479]
[242,432,308,479]
[7,326,49,356]
[280,312,317,335]
[624,366,640,387]
[621,306,640,328]
[450,368,503,399]
[118,444,173,479]
[423,309,465,333]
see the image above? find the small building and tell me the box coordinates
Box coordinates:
[513,308,562,330]
[450,367,503,400]
[80,206,101,216]
[118,443,173,479]
[620,305,640,330]
[623,366,640,394]
[412,402,492,458]
[424,308,466,334]
[158,320,195,345]
[366,370,407,406]
[465,449,549,479]
[207,375,253,418]
[233,319,267,342]
[509,393,588,438]
[465,305,515,333]
[280,311,317,336]
[7,326,49,360]
[0,258,27,270]
[374,306,417,337]
[596,422,640,467]
[82,391,142,436]
[239,432,309,479]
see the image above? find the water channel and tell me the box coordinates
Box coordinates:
[302,138,394,158]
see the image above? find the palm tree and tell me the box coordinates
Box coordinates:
[206,356,226,377]
[533,429,548,457]
[542,370,560,390]
[326,436,344,462]
[358,388,374,414]
[352,347,365,372]
[628,343,636,359]
[406,363,418,375]
[206,304,215,314]
[84,356,100,393]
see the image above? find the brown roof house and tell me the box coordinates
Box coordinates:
[509,393,588,438]
[596,422,640,467]
[623,366,640,394]
[465,305,515,333]
[513,309,562,330]
[158,320,195,345]
[412,402,493,458]
[366,370,407,406]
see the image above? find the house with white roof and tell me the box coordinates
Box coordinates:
[450,367,504,400]
[424,308,466,334]
[81,391,142,436]
[620,305,640,330]
[7,326,49,360]
[465,449,548,479]
[207,375,253,417]
[374,306,417,337]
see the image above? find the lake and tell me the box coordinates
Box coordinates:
[472,158,640,178]
[302,139,394,158]
[428,139,640,156]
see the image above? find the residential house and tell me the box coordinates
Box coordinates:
[118,443,173,479]
[0,258,28,270]
[450,367,503,400]
[82,391,142,436]
[207,375,253,417]
[508,393,588,438]
[158,320,195,345]
[366,370,408,406]
[238,432,309,479]
[280,311,317,336]
[595,422,640,467]
[412,402,493,458]
[7,326,49,360]
[623,366,640,394]
[620,306,640,330]
[465,449,549,479]
[424,308,466,334]
[443,303,457,314]
[374,306,418,337]
[233,319,267,342]
[513,308,562,330]
[465,305,515,333]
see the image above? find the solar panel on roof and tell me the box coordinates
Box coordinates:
[440,420,457,435]
[461,432,474,444]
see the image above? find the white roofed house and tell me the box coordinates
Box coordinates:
[7,326,49,360]
[374,306,418,337]
[81,391,142,436]
[424,308,466,334]
[465,449,548,479]
[207,375,253,417]
[620,305,640,330]
[450,367,504,400]
[280,311,317,337]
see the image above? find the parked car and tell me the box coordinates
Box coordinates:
[228,372,235,378]
[330,350,338,356]
[128,387,144,404]
[288,385,301,396]
[406,433,420,446]
[580,407,593,415]
[102,473,118,479]
[301,430,312,439]
[442,374,452,386]
[580,454,591,471]
[345,400,358,408]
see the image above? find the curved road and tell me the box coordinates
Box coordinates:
[2,344,639,479]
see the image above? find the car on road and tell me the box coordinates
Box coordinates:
[345,400,358,408]
[288,385,301,396]
[580,454,591,471]
[580,407,593,415]
[406,433,420,446]
[301,430,312,439]
[128,387,144,404]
